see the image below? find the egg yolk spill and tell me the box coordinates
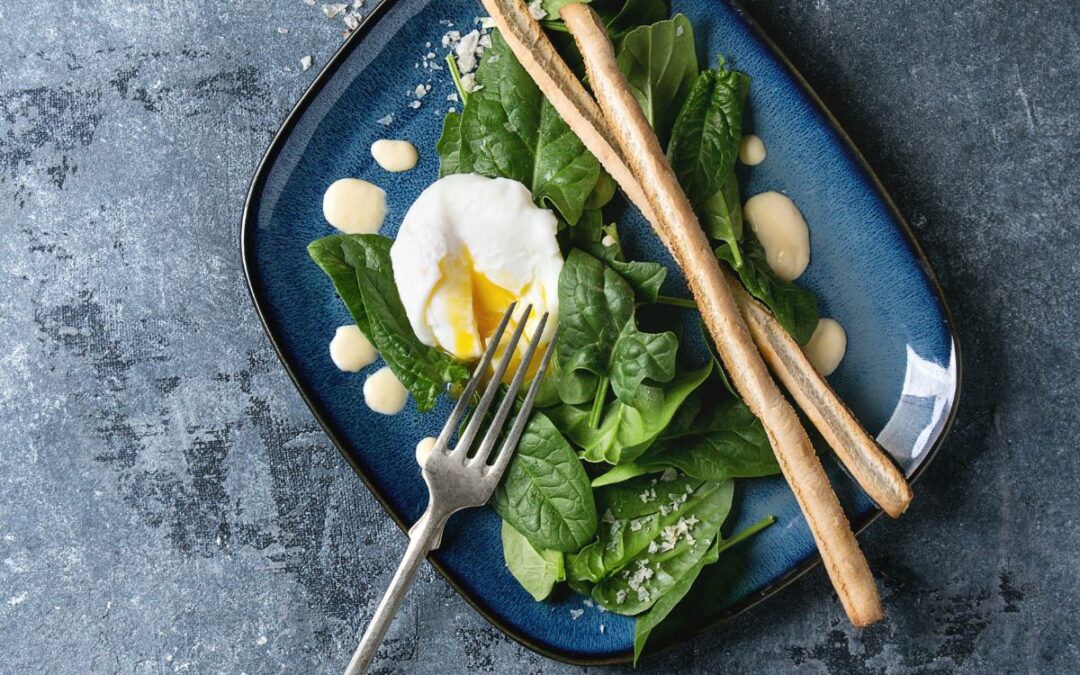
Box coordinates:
[428,250,543,379]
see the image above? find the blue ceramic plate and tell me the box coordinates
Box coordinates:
[242,0,960,664]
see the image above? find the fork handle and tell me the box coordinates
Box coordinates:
[344,507,448,675]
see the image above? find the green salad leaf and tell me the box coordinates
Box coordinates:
[307,234,468,411]
[492,411,597,552]
[589,479,734,615]
[438,32,602,225]
[716,229,820,344]
[547,364,710,465]
[556,250,678,405]
[616,14,699,149]
[501,520,565,601]
[632,514,776,663]
[667,60,750,263]
[591,392,780,485]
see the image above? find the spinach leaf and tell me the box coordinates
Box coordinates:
[616,15,698,148]
[590,479,733,615]
[444,32,601,225]
[596,0,670,40]
[547,364,710,465]
[631,535,719,662]
[436,111,461,178]
[307,234,468,411]
[716,229,820,344]
[596,472,703,519]
[556,250,677,405]
[581,228,667,303]
[667,60,750,264]
[492,411,597,552]
[591,394,780,484]
[501,520,565,601]
[632,515,775,663]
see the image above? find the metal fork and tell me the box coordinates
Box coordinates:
[343,304,558,675]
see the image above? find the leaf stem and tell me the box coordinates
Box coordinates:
[588,375,609,428]
[715,515,776,555]
[655,294,698,310]
[446,53,468,105]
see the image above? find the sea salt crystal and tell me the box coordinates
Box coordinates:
[323,3,348,18]
[344,14,361,31]
[660,468,678,482]
[570,609,584,620]
[376,114,394,125]
[300,55,313,71]
[527,0,547,19]
[455,30,482,73]
[414,84,429,98]
[583,599,594,608]
[447,92,459,102]
[479,16,496,28]
[460,72,481,93]
[408,100,422,109]
[615,590,627,604]
[676,24,685,37]
[600,624,606,634]
[277,27,289,34]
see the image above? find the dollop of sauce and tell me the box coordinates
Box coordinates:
[371,139,419,172]
[743,191,810,281]
[803,318,847,376]
[363,366,408,415]
[323,178,387,234]
[738,135,767,166]
[415,436,437,467]
[329,325,377,372]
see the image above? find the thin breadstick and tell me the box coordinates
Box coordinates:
[559,3,882,626]
[728,277,913,517]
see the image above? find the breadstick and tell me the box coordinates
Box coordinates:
[560,2,882,626]
[728,278,913,517]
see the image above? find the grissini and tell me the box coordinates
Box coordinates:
[728,277,913,517]
[559,2,882,626]
[482,0,911,527]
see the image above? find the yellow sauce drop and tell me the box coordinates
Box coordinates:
[803,318,847,376]
[363,366,408,415]
[371,139,419,172]
[738,135,767,166]
[323,178,386,234]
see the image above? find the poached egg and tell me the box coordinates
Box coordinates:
[390,174,562,363]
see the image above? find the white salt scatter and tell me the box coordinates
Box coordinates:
[455,30,482,72]
[408,100,422,109]
[323,3,348,18]
[601,509,615,523]
[479,16,496,28]
[583,599,594,608]
[601,235,616,247]
[447,107,456,113]
[615,590,627,604]
[300,55,313,71]
[414,84,428,98]
[600,624,606,634]
[460,72,481,93]
[676,24,685,37]
[8,593,27,606]
[528,0,548,19]
[256,636,268,646]
[569,609,584,620]
[377,114,394,125]
[660,468,678,482]
[277,27,289,34]
[479,34,492,48]
[344,14,360,30]
[447,92,459,102]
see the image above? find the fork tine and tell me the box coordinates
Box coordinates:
[451,305,533,457]
[469,312,550,467]
[487,325,560,479]
[433,303,517,453]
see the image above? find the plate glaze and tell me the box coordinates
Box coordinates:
[241,0,961,664]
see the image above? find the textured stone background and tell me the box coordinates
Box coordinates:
[1,0,1078,673]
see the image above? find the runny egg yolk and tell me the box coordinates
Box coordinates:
[431,250,519,359]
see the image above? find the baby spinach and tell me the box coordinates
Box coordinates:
[307,234,468,411]
[492,411,597,552]
[547,364,710,465]
[590,479,734,615]
[591,394,781,484]
[632,514,775,663]
[716,229,820,344]
[667,60,750,265]
[616,15,699,149]
[438,32,602,225]
[556,250,678,405]
[501,520,565,601]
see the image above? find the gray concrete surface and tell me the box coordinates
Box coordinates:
[1,0,1077,673]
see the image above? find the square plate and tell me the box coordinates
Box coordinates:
[242,0,961,664]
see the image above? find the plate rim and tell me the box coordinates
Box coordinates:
[240,0,963,665]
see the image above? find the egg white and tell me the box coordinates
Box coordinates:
[390,174,562,362]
